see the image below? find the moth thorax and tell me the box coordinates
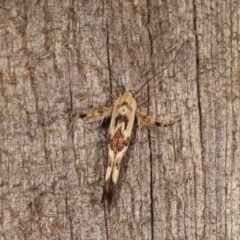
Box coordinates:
[121,92,134,104]
[120,106,128,115]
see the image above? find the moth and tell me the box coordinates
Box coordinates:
[75,47,182,207]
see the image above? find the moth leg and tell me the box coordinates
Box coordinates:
[67,106,112,133]
[102,149,116,205]
[136,110,180,127]
[76,106,113,120]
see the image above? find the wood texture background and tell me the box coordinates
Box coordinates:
[0,0,239,239]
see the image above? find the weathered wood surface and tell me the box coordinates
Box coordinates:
[0,1,239,239]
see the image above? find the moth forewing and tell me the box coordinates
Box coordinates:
[102,92,137,205]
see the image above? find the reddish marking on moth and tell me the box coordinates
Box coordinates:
[110,129,126,153]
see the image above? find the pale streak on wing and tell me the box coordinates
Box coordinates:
[105,148,115,181]
[105,146,127,184]
[112,149,126,183]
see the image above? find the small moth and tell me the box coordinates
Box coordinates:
[78,91,179,206]
[76,47,182,207]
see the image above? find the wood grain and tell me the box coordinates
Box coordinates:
[0,0,239,239]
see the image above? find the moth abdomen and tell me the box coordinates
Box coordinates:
[102,179,115,205]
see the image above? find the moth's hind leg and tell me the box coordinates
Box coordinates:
[154,115,180,127]
[71,106,113,120]
[67,106,113,133]
[136,110,180,127]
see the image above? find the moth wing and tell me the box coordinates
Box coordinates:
[102,92,137,206]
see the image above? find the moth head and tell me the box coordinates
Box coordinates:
[121,91,135,105]
[116,91,137,114]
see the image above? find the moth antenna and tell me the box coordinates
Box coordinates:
[106,86,115,100]
[135,41,184,96]
[137,91,157,108]
[106,23,125,95]
[89,40,124,98]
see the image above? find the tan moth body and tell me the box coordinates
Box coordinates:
[78,90,179,207]
[103,92,137,204]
